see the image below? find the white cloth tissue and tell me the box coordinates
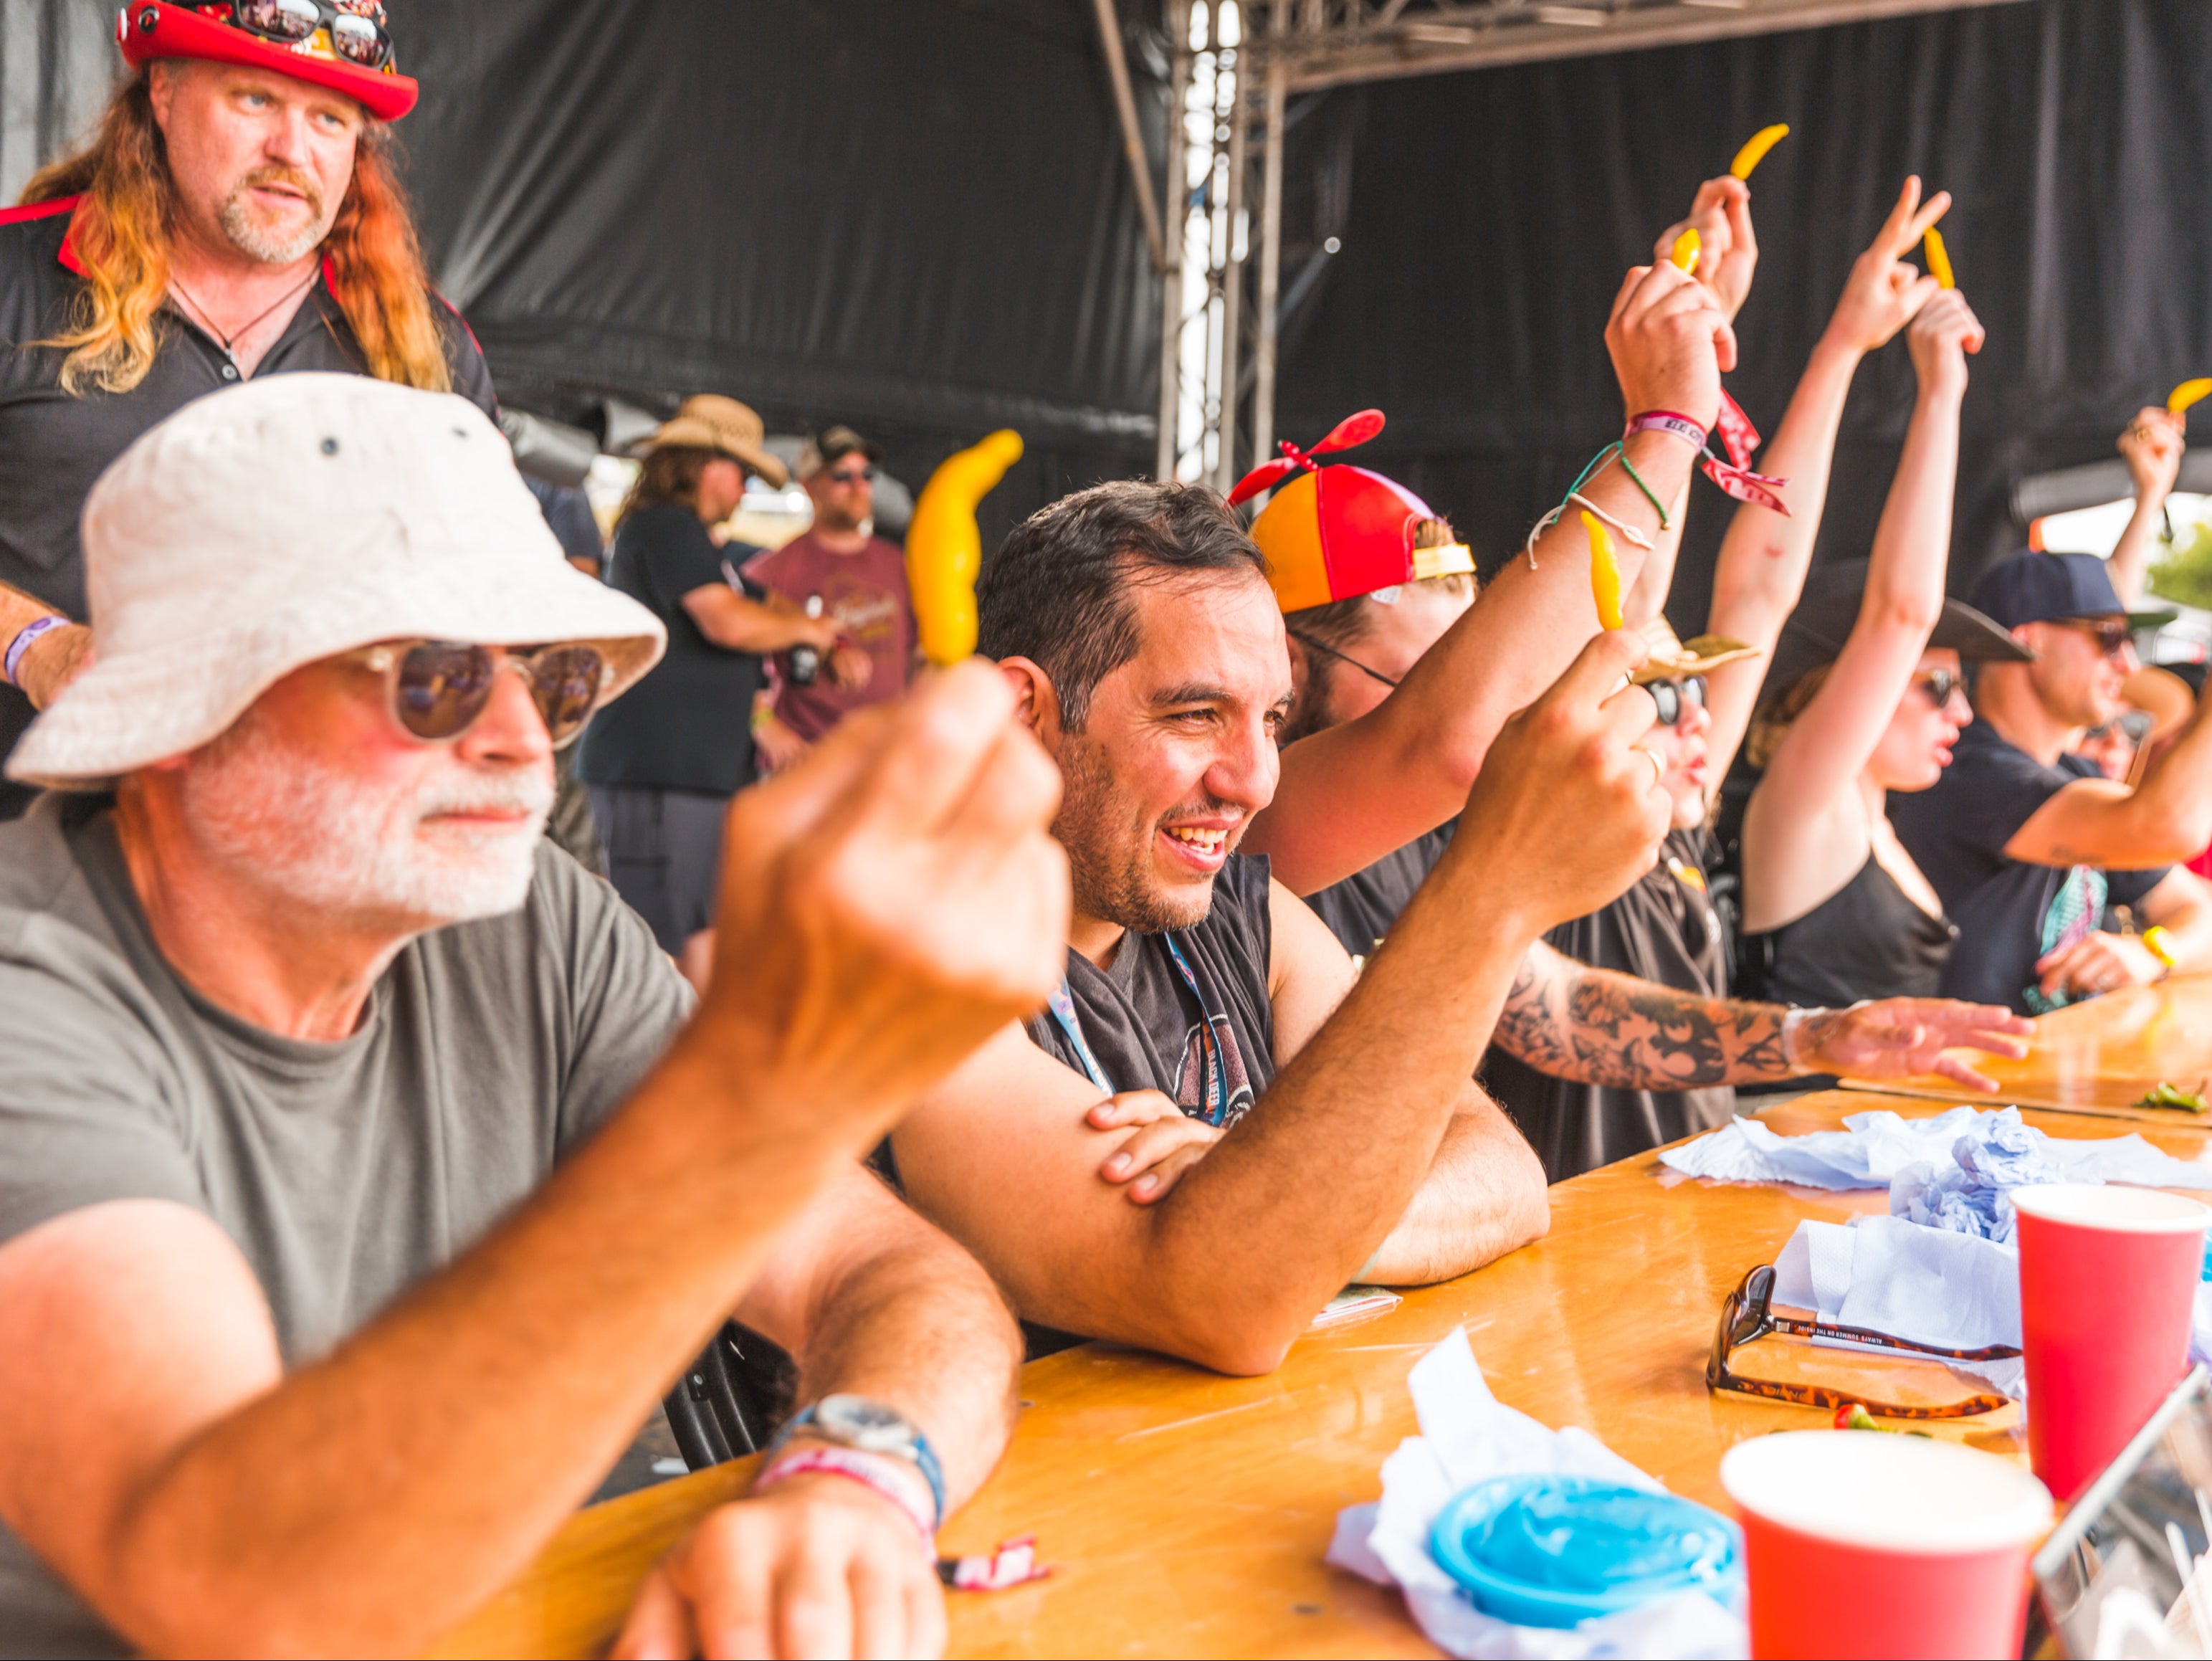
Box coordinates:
[1772,1214,2028,1398]
[1325,1328,1745,1660]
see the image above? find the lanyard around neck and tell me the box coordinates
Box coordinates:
[1047,933,1231,1126]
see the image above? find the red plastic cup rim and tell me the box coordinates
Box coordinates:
[1720,1432,2052,1556]
[2011,1184,2212,1234]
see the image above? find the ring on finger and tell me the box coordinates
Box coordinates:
[1636,746,1666,788]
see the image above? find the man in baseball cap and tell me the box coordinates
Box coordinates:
[0,1,498,819]
[1892,548,2212,1012]
[0,375,1067,1656]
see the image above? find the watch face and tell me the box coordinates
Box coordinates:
[817,1394,917,1457]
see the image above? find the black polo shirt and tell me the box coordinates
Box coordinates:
[0,194,497,812]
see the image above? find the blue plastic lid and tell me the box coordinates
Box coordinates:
[1429,1474,1743,1629]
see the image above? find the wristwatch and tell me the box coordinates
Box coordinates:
[771,1394,945,1528]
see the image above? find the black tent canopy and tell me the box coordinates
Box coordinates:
[7,0,2212,585]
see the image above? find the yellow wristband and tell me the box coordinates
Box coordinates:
[2144,925,2179,971]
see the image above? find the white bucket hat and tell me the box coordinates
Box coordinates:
[9,373,666,791]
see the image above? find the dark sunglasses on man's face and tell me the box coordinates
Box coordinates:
[1646,675,1707,727]
[351,641,609,748]
[826,465,877,487]
[1911,669,1968,710]
[228,0,394,70]
[2059,617,2137,660]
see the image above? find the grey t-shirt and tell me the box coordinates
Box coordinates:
[0,793,692,1658]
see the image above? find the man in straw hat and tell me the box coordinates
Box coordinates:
[0,1,498,819]
[580,394,851,986]
[0,374,1066,1657]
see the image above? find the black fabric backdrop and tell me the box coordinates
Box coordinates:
[22,1,2212,586]
[1274,0,2212,620]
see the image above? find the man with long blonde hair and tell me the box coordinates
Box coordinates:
[0,1,494,818]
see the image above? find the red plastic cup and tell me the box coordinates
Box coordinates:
[1720,1430,2052,1660]
[2012,1183,2209,1503]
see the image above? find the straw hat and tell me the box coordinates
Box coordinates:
[643,395,789,487]
[9,375,666,791]
[1631,614,1760,685]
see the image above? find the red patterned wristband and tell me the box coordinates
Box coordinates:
[755,1446,937,1541]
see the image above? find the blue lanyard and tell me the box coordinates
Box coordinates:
[1047,934,1229,1126]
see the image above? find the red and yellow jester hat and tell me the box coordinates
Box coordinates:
[1229,410,1474,612]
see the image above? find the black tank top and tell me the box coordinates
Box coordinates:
[1743,854,1956,1007]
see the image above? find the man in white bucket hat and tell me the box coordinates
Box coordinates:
[0,373,1067,1657]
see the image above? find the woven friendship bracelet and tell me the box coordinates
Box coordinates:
[1624,410,1708,449]
[754,1445,938,1541]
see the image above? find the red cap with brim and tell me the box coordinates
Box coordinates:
[118,3,419,122]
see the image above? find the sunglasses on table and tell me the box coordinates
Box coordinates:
[348,641,609,748]
[227,0,394,70]
[1289,631,1400,690]
[1706,1264,2018,1420]
[2056,617,2137,660]
[1910,668,1968,710]
[1645,675,1706,727]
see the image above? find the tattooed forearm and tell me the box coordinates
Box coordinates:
[1490,946,1803,1089]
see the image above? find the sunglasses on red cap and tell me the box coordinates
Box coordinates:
[221,0,392,70]
[348,641,608,748]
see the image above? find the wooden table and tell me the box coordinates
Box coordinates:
[1844,969,2212,1123]
[434,1072,2212,1659]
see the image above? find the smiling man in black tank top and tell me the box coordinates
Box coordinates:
[882,474,1685,1376]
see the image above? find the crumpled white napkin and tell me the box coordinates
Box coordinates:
[1770,1211,2212,1403]
[1325,1329,1746,1660]
[1662,1106,2212,1199]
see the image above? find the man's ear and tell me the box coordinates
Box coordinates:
[996,656,1063,749]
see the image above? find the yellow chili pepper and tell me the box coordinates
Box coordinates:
[1729,123,1789,181]
[906,429,1024,665]
[1670,227,1701,275]
[2169,379,2212,414]
[1582,510,1624,631]
[1923,226,1955,290]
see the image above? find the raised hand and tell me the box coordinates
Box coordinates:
[1651,175,1758,324]
[2120,406,2187,502]
[1454,629,1674,933]
[1792,998,2034,1094]
[1606,259,1735,427]
[1905,286,1985,400]
[1824,176,1952,356]
[1087,1089,1224,1205]
[694,659,1070,1148]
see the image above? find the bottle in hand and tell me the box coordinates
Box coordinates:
[791,594,824,686]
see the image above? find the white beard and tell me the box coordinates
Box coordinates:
[183,723,553,931]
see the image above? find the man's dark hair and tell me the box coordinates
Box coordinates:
[977,479,1269,728]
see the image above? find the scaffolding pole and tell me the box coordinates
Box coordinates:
[1155,0,1191,482]
[1249,22,1287,475]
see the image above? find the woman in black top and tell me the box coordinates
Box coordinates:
[1738,290,2029,1006]
[577,396,842,983]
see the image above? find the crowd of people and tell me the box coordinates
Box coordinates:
[0,7,2206,1660]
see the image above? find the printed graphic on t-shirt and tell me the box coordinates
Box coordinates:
[1176,1012,1256,1128]
[819,570,906,649]
[2024,865,2108,1014]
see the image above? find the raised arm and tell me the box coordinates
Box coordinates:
[2006,680,2212,868]
[1703,178,1953,784]
[895,632,1671,1374]
[0,665,1065,1657]
[2107,406,2186,606]
[1248,261,1734,895]
[1741,287,1982,928]
[1491,941,2029,1095]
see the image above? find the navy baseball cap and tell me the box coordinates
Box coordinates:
[1969,551,2177,632]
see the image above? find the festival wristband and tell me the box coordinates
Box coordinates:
[2143,925,2180,974]
[754,1446,938,1541]
[2,614,67,689]
[1624,411,1707,450]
